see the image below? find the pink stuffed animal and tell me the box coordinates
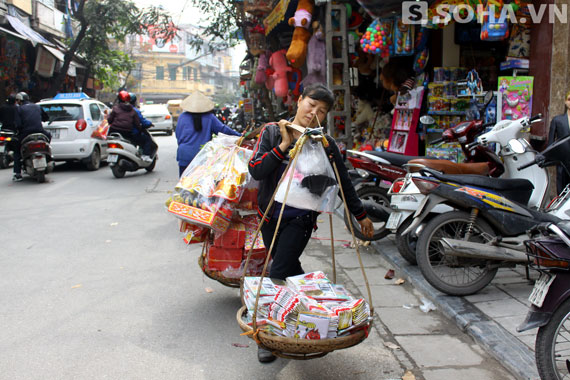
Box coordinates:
[269,49,292,99]
[255,51,269,86]
[302,22,326,87]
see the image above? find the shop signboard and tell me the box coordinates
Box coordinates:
[35,46,56,78]
[243,98,254,123]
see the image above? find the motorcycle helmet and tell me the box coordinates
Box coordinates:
[16,92,29,102]
[128,92,137,106]
[6,93,16,105]
[117,90,130,103]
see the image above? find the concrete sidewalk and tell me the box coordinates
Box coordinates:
[372,235,540,380]
[307,215,521,380]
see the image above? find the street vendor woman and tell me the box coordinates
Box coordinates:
[248,83,374,363]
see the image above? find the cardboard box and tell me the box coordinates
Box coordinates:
[213,221,246,248]
[206,244,243,272]
[168,201,231,233]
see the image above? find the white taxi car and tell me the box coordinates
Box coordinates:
[39,93,110,170]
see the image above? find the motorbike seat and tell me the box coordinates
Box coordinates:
[409,159,489,176]
[366,151,432,167]
[21,133,49,145]
[108,132,137,145]
[424,169,535,206]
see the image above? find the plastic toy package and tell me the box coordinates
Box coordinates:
[166,134,255,233]
[274,139,338,213]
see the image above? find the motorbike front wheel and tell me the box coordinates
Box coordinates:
[111,165,126,178]
[416,210,498,296]
[343,185,391,241]
[536,297,570,380]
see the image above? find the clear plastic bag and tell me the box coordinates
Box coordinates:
[166,134,254,233]
[275,139,338,213]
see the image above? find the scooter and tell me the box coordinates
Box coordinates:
[346,102,499,244]
[518,221,570,380]
[388,91,502,264]
[0,129,16,169]
[20,133,54,183]
[405,122,570,296]
[107,130,158,178]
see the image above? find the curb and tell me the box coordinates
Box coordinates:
[372,239,540,380]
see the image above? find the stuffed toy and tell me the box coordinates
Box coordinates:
[286,0,315,68]
[288,67,303,99]
[353,99,375,127]
[255,51,269,86]
[269,49,292,99]
[302,21,326,87]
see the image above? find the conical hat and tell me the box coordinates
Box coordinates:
[180,91,215,113]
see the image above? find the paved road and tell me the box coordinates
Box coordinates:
[0,135,516,379]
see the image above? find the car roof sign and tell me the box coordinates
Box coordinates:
[53,92,90,100]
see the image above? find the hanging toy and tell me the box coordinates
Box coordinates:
[413,27,430,74]
[480,0,510,41]
[393,17,414,56]
[360,19,393,57]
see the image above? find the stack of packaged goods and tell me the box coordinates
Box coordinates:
[243,271,372,340]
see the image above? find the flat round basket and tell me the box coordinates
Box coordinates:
[198,254,241,288]
[236,306,369,360]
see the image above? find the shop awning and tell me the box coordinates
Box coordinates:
[6,15,52,46]
[356,0,437,19]
[0,26,28,41]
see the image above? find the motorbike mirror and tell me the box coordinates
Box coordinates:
[508,139,525,154]
[420,115,435,125]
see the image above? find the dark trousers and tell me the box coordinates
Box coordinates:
[12,140,21,174]
[557,165,570,195]
[133,129,156,156]
[260,213,316,281]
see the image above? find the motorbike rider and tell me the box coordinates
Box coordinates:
[129,93,157,160]
[12,92,50,181]
[107,91,152,163]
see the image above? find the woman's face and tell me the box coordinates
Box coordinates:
[565,93,570,111]
[296,95,329,127]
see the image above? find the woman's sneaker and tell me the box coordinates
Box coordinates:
[12,173,23,182]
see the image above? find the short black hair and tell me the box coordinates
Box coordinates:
[302,83,334,111]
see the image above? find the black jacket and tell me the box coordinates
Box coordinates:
[16,101,50,138]
[248,123,367,221]
[0,104,19,131]
[548,113,570,193]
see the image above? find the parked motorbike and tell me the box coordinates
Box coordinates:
[0,129,16,169]
[107,131,158,178]
[346,105,499,243]
[518,221,570,380]
[20,133,54,183]
[406,120,570,296]
[388,91,501,264]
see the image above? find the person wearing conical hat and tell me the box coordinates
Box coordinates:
[175,91,241,176]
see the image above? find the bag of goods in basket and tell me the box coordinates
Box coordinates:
[243,271,372,339]
[166,134,254,233]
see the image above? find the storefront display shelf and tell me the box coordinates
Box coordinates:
[428,111,466,116]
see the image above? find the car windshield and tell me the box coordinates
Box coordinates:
[41,104,84,121]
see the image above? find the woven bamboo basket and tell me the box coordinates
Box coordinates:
[236,306,370,360]
[198,254,241,288]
